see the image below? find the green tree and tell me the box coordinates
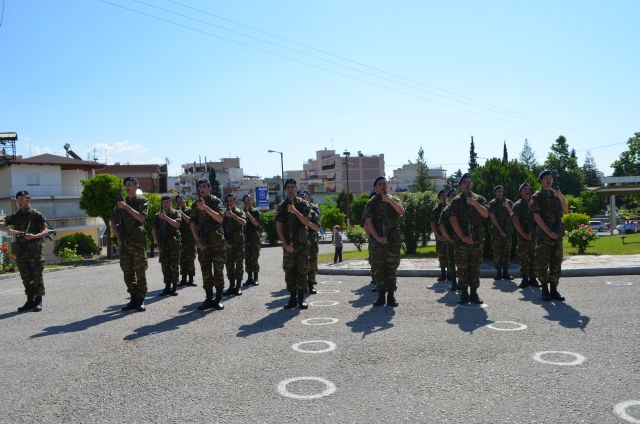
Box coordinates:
[54,233,100,258]
[412,146,433,192]
[469,136,479,171]
[143,193,161,257]
[79,173,125,258]
[397,191,437,254]
[345,225,368,251]
[581,151,602,187]
[335,191,354,219]
[579,190,607,217]
[519,138,538,171]
[208,168,222,197]
[446,169,462,190]
[320,206,346,230]
[502,141,508,163]
[612,132,640,177]
[350,194,370,226]
[543,135,585,196]
[260,210,278,246]
[470,158,538,201]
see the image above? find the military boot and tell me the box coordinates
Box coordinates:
[449,272,459,291]
[243,273,254,286]
[528,276,541,287]
[17,296,34,313]
[549,283,565,301]
[458,286,470,304]
[541,283,551,301]
[170,282,179,296]
[121,295,137,311]
[197,289,215,310]
[31,296,43,312]
[308,281,317,294]
[386,290,399,307]
[213,289,225,310]
[437,267,447,281]
[284,292,298,309]
[186,275,197,287]
[469,288,483,304]
[252,272,259,286]
[502,266,513,280]
[159,283,172,296]
[233,280,243,296]
[224,281,236,296]
[494,267,503,280]
[373,290,386,307]
[178,275,188,286]
[134,295,146,312]
[519,276,529,289]
[297,290,308,309]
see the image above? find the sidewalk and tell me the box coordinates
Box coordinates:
[318,254,640,278]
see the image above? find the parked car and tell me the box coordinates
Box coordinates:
[589,221,604,232]
[623,221,637,234]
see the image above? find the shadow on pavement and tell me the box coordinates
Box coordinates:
[520,288,590,330]
[446,304,491,334]
[427,280,450,294]
[31,304,131,339]
[265,289,291,310]
[123,302,207,341]
[491,279,519,293]
[349,285,376,309]
[0,310,20,321]
[346,305,395,338]
[428,282,459,306]
[236,308,300,337]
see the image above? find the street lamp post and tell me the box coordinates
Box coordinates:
[343,150,351,226]
[268,149,284,199]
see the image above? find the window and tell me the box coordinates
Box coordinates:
[27,173,40,186]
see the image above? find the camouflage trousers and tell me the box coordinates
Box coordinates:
[368,237,376,282]
[370,240,401,292]
[225,240,245,284]
[159,245,181,285]
[197,237,225,291]
[283,242,309,293]
[455,242,482,289]
[179,238,196,277]
[244,232,261,273]
[308,240,319,283]
[445,241,456,274]
[16,252,45,297]
[436,239,447,268]
[516,238,535,277]
[490,232,512,268]
[535,234,563,287]
[120,239,148,297]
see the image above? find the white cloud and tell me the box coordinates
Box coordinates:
[90,140,149,156]
[30,146,54,156]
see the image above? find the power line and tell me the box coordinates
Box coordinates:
[0,0,5,27]
[97,0,623,145]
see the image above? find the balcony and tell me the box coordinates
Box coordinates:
[9,185,82,198]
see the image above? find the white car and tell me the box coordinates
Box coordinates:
[589,221,604,232]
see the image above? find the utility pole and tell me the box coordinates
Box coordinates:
[343,150,351,226]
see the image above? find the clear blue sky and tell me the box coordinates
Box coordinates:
[1,0,638,180]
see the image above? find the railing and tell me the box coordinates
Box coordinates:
[9,185,82,197]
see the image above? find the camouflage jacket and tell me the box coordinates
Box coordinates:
[178,207,195,243]
[153,208,182,248]
[190,195,225,241]
[363,194,402,239]
[244,207,261,237]
[431,202,447,227]
[308,203,321,243]
[448,192,487,244]
[531,188,564,236]
[511,198,535,238]
[223,207,246,244]
[5,207,46,256]
[275,196,312,245]
[488,198,513,235]
[438,204,454,239]
[115,195,148,243]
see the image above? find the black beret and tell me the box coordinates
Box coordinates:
[438,189,446,197]
[447,188,457,196]
[494,185,504,192]
[196,178,210,186]
[15,190,30,198]
[123,176,139,185]
[161,195,171,201]
[538,169,553,181]
[518,182,530,192]
[174,194,184,201]
[373,176,386,187]
[284,178,297,187]
[242,194,252,201]
[458,173,471,184]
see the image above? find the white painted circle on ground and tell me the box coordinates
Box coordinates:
[486,321,527,331]
[291,340,337,354]
[614,400,640,424]
[301,317,339,326]
[533,351,586,366]
[316,289,340,294]
[456,303,488,309]
[309,300,339,307]
[606,281,633,286]
[277,377,337,400]
[319,280,342,285]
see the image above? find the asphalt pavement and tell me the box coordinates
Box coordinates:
[0,245,638,423]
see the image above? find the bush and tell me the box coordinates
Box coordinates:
[345,225,368,251]
[58,246,83,264]
[260,210,279,246]
[319,205,346,230]
[397,191,437,254]
[567,224,598,254]
[54,233,100,258]
[562,213,590,232]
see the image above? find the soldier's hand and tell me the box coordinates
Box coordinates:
[377,236,388,246]
[287,204,298,215]
[466,197,476,206]
[224,242,231,250]
[462,235,474,245]
[224,210,234,218]
[116,200,127,210]
[196,201,206,211]
[159,211,167,220]
[283,243,294,254]
[196,240,205,250]
[524,234,532,241]
[500,231,507,238]
[548,231,559,240]
[24,233,37,241]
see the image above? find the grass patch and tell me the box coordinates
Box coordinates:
[563,232,640,255]
[318,244,437,263]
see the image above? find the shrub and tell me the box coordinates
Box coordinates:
[562,213,590,232]
[567,223,598,254]
[54,233,100,257]
[397,191,437,254]
[58,246,83,264]
[345,225,368,251]
[0,242,17,272]
[260,210,278,246]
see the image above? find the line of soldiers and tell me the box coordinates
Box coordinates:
[431,170,569,304]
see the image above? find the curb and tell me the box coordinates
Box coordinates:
[0,260,118,281]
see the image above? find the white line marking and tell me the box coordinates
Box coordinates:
[316,289,340,294]
[309,300,339,307]
[486,321,527,331]
[606,281,633,286]
[456,303,488,309]
[614,400,640,424]
[319,280,343,285]
[277,377,337,400]
[533,351,586,366]
[291,340,337,354]
[301,317,339,326]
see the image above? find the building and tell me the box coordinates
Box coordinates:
[96,163,168,194]
[179,158,243,198]
[0,154,105,260]
[388,163,447,193]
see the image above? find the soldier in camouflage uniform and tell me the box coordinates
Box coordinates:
[0,190,52,312]
[364,188,377,291]
[223,194,246,296]
[364,176,405,307]
[152,195,182,297]
[511,182,540,288]
[110,177,149,312]
[431,189,449,282]
[448,173,489,304]
[300,190,321,294]
[438,188,458,291]
[190,179,226,310]
[242,194,261,286]
[488,185,514,280]
[531,170,569,301]
[175,195,197,287]
[275,179,319,310]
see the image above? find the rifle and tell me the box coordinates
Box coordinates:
[195,198,207,249]
[116,179,125,251]
[285,196,296,245]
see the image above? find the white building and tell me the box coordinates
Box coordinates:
[388,163,447,193]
